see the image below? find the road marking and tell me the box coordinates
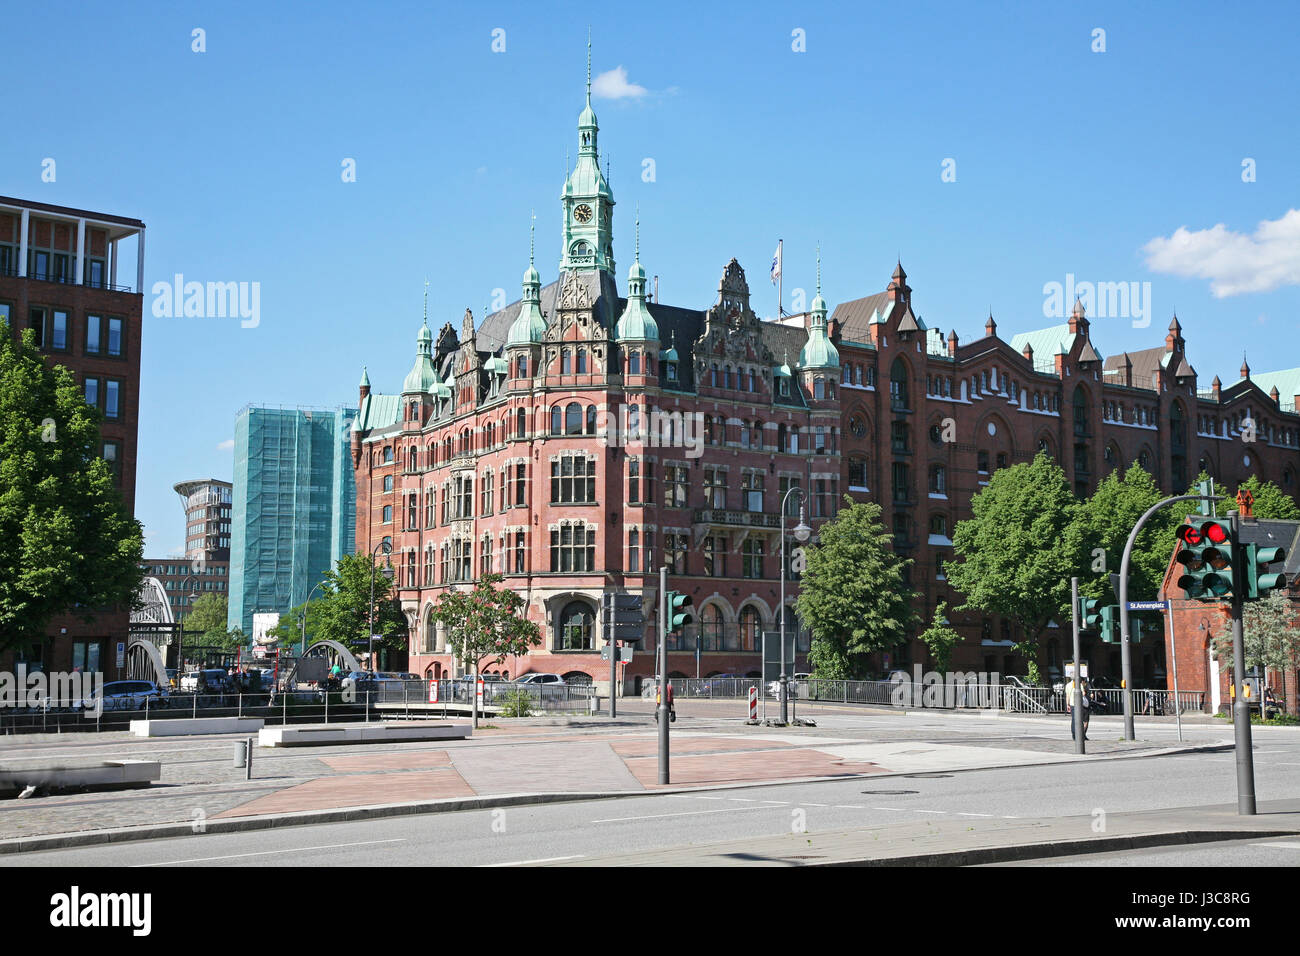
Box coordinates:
[136,839,405,867]
[728,797,758,802]
[833,805,865,809]
[956,812,995,817]
[1251,841,1300,850]
[482,855,585,867]
[759,800,788,805]
[592,805,776,823]
[803,803,829,807]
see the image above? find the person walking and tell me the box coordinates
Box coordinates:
[1065,675,1090,741]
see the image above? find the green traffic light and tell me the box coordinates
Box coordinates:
[665,590,694,633]
[1244,543,1288,599]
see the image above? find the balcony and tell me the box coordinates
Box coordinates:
[692,509,782,529]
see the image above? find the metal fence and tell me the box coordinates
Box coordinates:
[656,676,1205,715]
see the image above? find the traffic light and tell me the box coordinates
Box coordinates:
[1099,604,1118,643]
[1080,597,1102,630]
[1175,519,1234,600]
[665,590,694,634]
[1243,543,1288,599]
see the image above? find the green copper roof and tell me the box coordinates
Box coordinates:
[798,250,839,370]
[359,365,370,388]
[355,393,401,432]
[509,216,548,345]
[403,317,440,393]
[1251,367,1300,404]
[615,213,658,342]
[1009,323,1074,360]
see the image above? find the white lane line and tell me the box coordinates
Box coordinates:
[592,805,777,823]
[136,839,405,867]
[482,855,586,867]
[695,795,727,800]
[873,807,910,812]
[912,809,947,815]
[956,812,995,817]
[803,803,829,807]
[759,800,788,805]
[1251,841,1300,850]
[833,805,865,810]
[729,797,758,802]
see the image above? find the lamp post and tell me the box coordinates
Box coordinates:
[779,487,812,726]
[300,579,328,657]
[176,573,200,678]
[368,540,393,672]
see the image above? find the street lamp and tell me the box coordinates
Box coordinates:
[368,540,393,672]
[779,486,812,726]
[300,579,328,657]
[176,573,200,679]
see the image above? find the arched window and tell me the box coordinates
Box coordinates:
[517,355,528,377]
[725,365,733,389]
[814,377,825,399]
[929,464,946,494]
[557,601,595,651]
[550,405,561,435]
[629,351,641,375]
[628,404,640,437]
[710,364,719,387]
[929,513,948,536]
[586,405,597,435]
[701,604,723,652]
[890,358,909,410]
[565,402,583,435]
[738,606,761,652]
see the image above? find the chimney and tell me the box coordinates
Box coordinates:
[947,328,959,358]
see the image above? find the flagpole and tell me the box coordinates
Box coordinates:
[777,238,783,318]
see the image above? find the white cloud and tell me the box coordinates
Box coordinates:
[1143,209,1300,297]
[592,66,647,100]
[217,438,234,451]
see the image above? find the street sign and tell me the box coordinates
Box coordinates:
[116,642,125,668]
[1126,600,1169,611]
[1064,661,1089,679]
[601,646,635,662]
[427,679,439,703]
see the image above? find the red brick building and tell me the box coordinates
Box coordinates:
[352,84,1300,690]
[0,195,146,677]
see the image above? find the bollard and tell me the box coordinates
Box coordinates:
[233,739,248,769]
[246,736,253,779]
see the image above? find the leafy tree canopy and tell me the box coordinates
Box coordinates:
[797,497,916,680]
[429,572,540,673]
[0,322,144,654]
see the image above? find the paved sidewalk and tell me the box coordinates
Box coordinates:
[550,799,1300,866]
[0,710,1234,846]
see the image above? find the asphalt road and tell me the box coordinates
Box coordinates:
[8,737,1300,867]
[987,836,1300,867]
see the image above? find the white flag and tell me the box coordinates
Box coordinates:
[770,243,782,285]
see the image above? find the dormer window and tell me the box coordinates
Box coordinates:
[778,378,790,398]
[517,355,528,377]
[665,361,678,382]
[629,351,641,375]
[814,378,825,399]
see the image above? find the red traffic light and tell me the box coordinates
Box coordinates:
[1203,521,1229,545]
[1177,525,1203,546]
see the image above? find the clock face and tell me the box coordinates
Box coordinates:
[574,203,593,224]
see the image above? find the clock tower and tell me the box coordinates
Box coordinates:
[561,36,615,275]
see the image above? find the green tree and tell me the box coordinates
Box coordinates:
[1066,464,1178,606]
[291,554,408,661]
[918,602,962,673]
[0,321,144,655]
[797,498,916,680]
[181,593,245,652]
[946,452,1077,664]
[1211,592,1300,675]
[1200,474,1300,521]
[429,572,541,674]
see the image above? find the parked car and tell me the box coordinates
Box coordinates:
[181,668,234,694]
[73,680,169,712]
[516,673,565,685]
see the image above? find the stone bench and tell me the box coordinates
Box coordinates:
[258,721,472,747]
[0,759,161,794]
[130,717,266,737]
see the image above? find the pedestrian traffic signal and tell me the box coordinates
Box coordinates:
[1080,597,1102,630]
[1175,519,1234,600]
[1243,543,1288,599]
[1099,604,1118,643]
[665,590,694,634]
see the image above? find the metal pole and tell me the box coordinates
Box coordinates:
[1167,604,1184,742]
[658,565,669,785]
[1118,493,1211,740]
[1071,577,1084,754]
[1228,511,1257,815]
[610,634,618,720]
[780,498,788,726]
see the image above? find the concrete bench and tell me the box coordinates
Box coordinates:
[258,721,472,747]
[130,717,265,737]
[0,759,160,794]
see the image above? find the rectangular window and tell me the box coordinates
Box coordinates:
[514,463,526,506]
[628,460,640,504]
[704,469,726,509]
[552,455,596,504]
[742,472,764,512]
[704,536,726,577]
[663,465,688,509]
[892,463,910,503]
[481,473,493,515]
[383,505,393,524]
[550,524,595,573]
[102,441,121,483]
[779,477,802,516]
[84,377,99,408]
[28,308,46,348]
[514,533,526,573]
[663,533,687,574]
[742,539,765,578]
[104,379,121,420]
[87,259,105,288]
[86,314,102,354]
[107,317,123,356]
[51,310,68,351]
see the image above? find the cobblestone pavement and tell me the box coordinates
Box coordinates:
[0,706,1231,841]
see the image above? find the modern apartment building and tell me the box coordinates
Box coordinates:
[0,195,145,675]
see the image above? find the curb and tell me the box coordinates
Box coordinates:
[819,828,1300,867]
[0,739,1223,856]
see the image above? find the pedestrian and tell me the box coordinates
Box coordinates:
[1065,675,1090,741]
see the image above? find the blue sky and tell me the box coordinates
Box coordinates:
[4,0,1298,555]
